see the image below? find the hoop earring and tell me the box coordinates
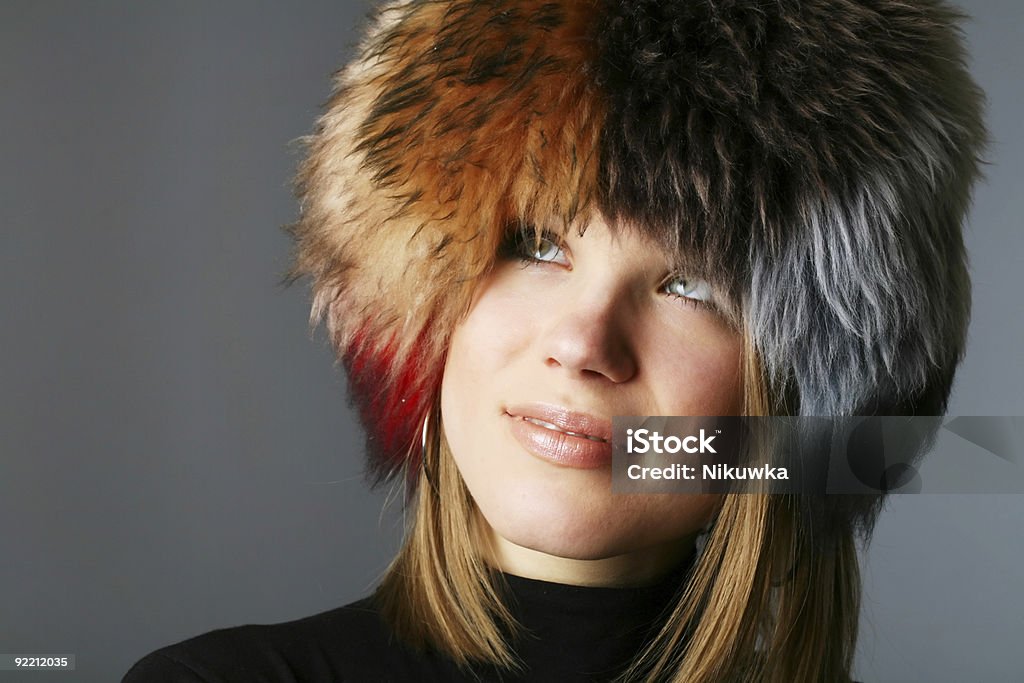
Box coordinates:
[420,403,441,493]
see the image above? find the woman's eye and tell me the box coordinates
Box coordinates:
[662,276,714,307]
[512,233,570,266]
[530,237,564,262]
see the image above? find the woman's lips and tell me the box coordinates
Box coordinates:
[504,403,614,469]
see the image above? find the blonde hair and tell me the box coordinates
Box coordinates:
[375,324,860,682]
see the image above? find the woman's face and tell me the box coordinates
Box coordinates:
[440,214,743,572]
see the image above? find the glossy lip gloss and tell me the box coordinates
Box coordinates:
[504,403,614,469]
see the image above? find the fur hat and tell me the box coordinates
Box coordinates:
[288,0,986,492]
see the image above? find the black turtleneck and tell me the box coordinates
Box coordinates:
[121,563,689,683]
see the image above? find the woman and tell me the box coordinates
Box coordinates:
[123,0,986,681]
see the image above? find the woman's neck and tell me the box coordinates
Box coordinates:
[486,530,698,588]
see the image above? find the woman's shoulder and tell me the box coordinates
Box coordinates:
[120,596,401,683]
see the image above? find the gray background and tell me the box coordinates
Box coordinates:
[0,2,1020,681]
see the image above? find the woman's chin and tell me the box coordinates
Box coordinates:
[483,503,647,562]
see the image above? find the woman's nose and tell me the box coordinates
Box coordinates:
[539,291,638,383]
